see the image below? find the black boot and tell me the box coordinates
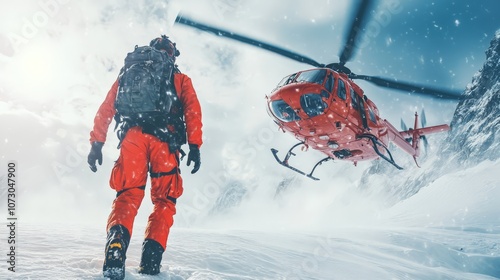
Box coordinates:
[138,239,165,275]
[103,225,130,280]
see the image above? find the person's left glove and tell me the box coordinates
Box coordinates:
[87,142,104,172]
[186,144,201,174]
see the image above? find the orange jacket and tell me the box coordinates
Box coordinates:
[89,73,203,147]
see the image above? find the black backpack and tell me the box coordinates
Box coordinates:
[114,45,186,151]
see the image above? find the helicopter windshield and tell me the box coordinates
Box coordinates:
[300,93,327,118]
[295,69,327,85]
[270,100,301,122]
[276,73,297,88]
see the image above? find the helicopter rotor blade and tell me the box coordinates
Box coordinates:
[350,74,463,99]
[175,14,324,67]
[338,0,375,65]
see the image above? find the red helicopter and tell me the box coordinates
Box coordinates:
[175,0,463,180]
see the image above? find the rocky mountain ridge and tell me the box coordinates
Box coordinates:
[359,30,500,204]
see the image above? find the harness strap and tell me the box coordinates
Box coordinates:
[166,196,177,204]
[149,167,179,204]
[114,184,177,203]
[149,167,178,178]
[116,185,146,198]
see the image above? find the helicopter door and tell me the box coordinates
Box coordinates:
[358,93,369,130]
[325,73,335,93]
[349,86,369,130]
[335,78,348,118]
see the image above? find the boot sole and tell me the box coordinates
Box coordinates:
[103,246,125,280]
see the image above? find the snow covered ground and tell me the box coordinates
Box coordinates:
[9,159,500,280]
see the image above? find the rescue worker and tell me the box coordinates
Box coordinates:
[87,35,202,279]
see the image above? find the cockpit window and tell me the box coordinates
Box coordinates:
[337,79,346,100]
[325,74,335,93]
[300,93,327,118]
[270,100,301,122]
[276,73,297,88]
[368,106,377,123]
[295,69,327,85]
[350,87,359,110]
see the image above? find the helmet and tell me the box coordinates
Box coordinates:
[149,35,180,59]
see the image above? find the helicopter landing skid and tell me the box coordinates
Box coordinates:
[271,142,332,181]
[358,134,403,170]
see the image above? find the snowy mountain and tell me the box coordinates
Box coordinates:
[359,30,500,205]
[443,30,500,166]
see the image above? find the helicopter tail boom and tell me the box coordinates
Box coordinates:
[399,124,450,139]
[387,112,450,160]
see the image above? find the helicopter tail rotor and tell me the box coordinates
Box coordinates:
[420,109,429,151]
[400,118,412,143]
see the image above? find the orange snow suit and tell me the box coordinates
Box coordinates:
[90,73,202,249]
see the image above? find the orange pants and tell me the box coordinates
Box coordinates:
[106,126,183,250]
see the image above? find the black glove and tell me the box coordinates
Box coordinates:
[87,142,104,172]
[186,144,201,174]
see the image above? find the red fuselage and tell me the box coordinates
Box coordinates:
[266,68,449,166]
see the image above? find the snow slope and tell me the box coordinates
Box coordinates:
[7,159,500,280]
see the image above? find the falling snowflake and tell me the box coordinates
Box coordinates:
[386,37,393,46]
[454,19,460,27]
